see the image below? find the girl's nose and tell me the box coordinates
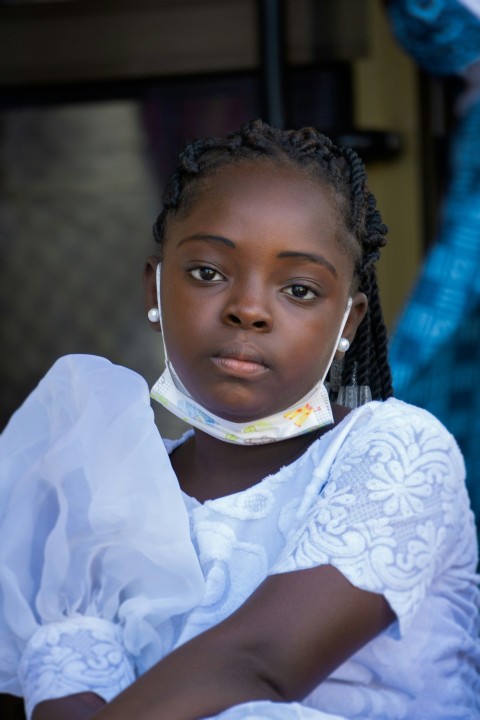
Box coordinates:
[221,287,273,332]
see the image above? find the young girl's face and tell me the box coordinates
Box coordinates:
[153,160,366,422]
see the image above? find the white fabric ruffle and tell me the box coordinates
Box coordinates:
[0,354,205,700]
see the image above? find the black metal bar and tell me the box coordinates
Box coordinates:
[257,0,286,128]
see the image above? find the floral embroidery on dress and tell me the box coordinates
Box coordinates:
[19,617,135,719]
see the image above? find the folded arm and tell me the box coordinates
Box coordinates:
[32,564,394,720]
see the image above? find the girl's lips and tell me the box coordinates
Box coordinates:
[211,356,269,376]
[211,344,269,377]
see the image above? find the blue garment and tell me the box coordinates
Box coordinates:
[389,2,480,536]
[387,0,480,75]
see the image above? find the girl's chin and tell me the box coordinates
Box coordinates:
[201,403,290,424]
[192,385,311,422]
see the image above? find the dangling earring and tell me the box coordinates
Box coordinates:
[336,361,372,409]
[328,338,349,398]
[328,356,344,398]
[147,307,160,323]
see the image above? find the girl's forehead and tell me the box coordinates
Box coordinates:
[178,160,351,246]
[165,159,357,276]
[189,159,344,218]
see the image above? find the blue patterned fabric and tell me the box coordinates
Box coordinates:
[387,0,480,74]
[389,21,480,534]
[389,0,480,536]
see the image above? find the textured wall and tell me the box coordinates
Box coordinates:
[0,101,187,437]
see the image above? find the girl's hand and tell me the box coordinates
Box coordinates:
[32,692,106,720]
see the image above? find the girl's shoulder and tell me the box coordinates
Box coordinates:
[38,353,150,406]
[0,353,152,464]
[303,396,466,496]
[334,396,464,461]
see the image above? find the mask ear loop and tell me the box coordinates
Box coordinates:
[155,263,164,343]
[289,295,353,408]
[321,296,353,382]
[155,262,193,397]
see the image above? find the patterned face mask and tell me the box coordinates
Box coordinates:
[151,264,352,445]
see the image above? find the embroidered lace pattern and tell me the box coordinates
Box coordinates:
[18,617,135,719]
[172,399,480,719]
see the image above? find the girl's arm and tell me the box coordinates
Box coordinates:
[34,563,394,720]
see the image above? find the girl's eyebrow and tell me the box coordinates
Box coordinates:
[277,251,337,278]
[177,233,235,249]
[177,235,337,278]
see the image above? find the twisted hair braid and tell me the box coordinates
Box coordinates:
[153,119,393,401]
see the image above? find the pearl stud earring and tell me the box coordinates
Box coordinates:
[337,337,350,353]
[147,307,160,323]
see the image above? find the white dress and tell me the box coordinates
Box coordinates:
[0,355,479,720]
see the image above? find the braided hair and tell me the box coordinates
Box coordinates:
[152,119,393,401]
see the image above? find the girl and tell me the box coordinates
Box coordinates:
[0,120,479,720]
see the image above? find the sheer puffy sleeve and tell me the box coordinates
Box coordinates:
[271,399,477,637]
[0,355,204,716]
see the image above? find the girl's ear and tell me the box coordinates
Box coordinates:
[343,292,368,345]
[143,255,162,332]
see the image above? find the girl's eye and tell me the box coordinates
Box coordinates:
[284,284,317,300]
[189,266,224,282]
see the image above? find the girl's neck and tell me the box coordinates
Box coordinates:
[170,404,350,503]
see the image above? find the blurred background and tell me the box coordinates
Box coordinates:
[2,0,480,717]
